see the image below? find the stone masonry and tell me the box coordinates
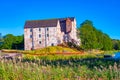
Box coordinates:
[24,17,80,50]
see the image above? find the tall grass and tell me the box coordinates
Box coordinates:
[1,56,120,80]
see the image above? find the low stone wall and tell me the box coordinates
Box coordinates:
[0,53,22,61]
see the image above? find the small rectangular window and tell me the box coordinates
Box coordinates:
[30,35,32,38]
[39,41,41,44]
[30,28,32,32]
[47,27,49,31]
[39,34,41,38]
[51,43,54,46]
[39,28,41,31]
[47,34,49,37]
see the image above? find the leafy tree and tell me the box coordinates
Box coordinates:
[118,41,120,50]
[0,34,24,50]
[0,38,3,47]
[78,20,113,50]
[101,34,113,50]
[1,34,15,49]
[95,30,104,49]
[12,35,24,50]
[112,39,120,50]
[78,20,98,49]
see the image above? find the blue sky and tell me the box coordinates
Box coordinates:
[0,0,120,39]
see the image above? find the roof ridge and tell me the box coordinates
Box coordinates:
[26,17,75,22]
[24,17,75,28]
[26,19,58,22]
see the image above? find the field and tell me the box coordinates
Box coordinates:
[0,47,120,80]
[1,56,120,80]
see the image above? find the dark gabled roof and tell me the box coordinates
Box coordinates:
[24,19,58,28]
[24,17,75,28]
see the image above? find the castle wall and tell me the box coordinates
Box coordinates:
[24,26,58,50]
[24,18,80,50]
[70,19,77,40]
[24,28,32,50]
[70,19,80,45]
[56,21,64,44]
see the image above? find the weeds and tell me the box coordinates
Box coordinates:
[0,55,120,80]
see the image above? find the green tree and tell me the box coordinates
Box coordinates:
[113,39,120,50]
[95,30,104,49]
[12,35,24,50]
[0,34,24,50]
[101,34,113,50]
[79,20,98,50]
[78,20,113,50]
[1,34,15,49]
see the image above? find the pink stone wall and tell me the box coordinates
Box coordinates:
[56,21,64,44]
[70,19,77,40]
[24,18,80,50]
[69,19,80,45]
[46,27,57,46]
[24,28,32,50]
[24,26,58,50]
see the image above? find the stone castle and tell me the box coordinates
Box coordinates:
[24,17,80,50]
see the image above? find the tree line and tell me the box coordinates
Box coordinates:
[112,39,120,50]
[78,20,120,50]
[0,34,24,50]
[0,20,120,50]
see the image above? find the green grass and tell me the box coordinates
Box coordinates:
[1,46,79,55]
[35,46,77,53]
[29,46,78,55]
[1,57,120,80]
[22,52,102,62]
[1,48,120,80]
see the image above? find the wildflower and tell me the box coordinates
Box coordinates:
[94,66,97,70]
[114,62,118,71]
[109,65,112,70]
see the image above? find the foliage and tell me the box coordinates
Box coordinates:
[78,20,113,50]
[112,39,120,50]
[0,34,15,49]
[0,34,24,50]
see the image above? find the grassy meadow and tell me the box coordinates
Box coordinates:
[1,56,120,80]
[0,46,120,80]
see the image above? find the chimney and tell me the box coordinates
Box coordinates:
[66,18,72,33]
